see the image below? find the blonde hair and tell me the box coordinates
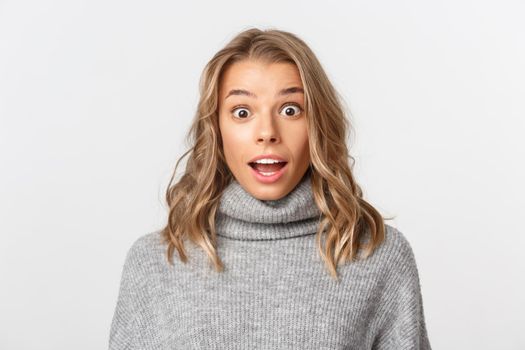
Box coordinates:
[160,27,393,281]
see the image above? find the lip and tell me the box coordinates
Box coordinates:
[247,154,288,163]
[248,161,288,184]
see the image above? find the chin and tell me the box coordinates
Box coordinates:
[247,181,291,201]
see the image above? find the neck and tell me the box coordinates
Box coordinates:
[216,171,322,241]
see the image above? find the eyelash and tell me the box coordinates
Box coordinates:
[230,103,303,119]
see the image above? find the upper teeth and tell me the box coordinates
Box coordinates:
[253,159,284,164]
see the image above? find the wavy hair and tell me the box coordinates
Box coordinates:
[159,27,393,281]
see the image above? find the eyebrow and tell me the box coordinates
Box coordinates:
[225,86,304,99]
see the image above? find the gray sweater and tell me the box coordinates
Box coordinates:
[108,172,432,349]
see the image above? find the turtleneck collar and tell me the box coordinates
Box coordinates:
[215,170,322,241]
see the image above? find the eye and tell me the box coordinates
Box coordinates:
[280,103,303,118]
[230,103,303,120]
[231,106,251,119]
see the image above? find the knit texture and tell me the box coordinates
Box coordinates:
[108,171,432,349]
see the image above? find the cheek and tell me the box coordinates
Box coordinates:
[290,124,310,161]
[299,134,310,161]
[223,130,242,148]
[220,121,246,162]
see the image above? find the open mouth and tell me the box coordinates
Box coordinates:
[248,161,288,174]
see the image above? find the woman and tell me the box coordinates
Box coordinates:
[109,27,432,349]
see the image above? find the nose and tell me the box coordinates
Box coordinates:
[257,134,278,144]
[256,113,280,144]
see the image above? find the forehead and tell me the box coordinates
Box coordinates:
[219,60,303,98]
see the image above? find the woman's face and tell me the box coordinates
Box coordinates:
[218,59,310,201]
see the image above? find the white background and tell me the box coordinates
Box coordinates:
[1,0,524,349]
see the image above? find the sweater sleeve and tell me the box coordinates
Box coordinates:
[108,239,145,350]
[373,229,432,350]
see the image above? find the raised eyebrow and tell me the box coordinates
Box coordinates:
[225,86,304,99]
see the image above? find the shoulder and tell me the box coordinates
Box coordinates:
[369,224,422,282]
[382,224,416,258]
[370,225,432,348]
[377,224,418,281]
[128,230,165,255]
[120,230,167,279]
